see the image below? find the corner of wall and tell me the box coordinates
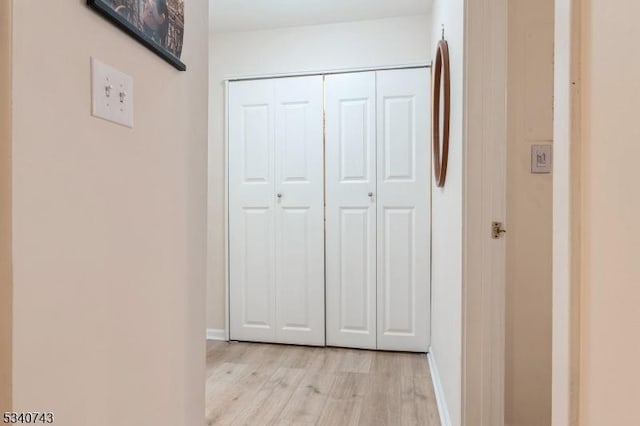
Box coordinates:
[0,0,13,414]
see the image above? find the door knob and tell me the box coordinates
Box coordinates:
[277,193,283,198]
[368,192,374,198]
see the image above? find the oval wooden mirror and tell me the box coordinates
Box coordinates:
[432,39,451,188]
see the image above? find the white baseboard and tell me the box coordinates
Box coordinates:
[206,328,226,341]
[428,350,452,426]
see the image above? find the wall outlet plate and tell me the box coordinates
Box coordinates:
[91,57,134,128]
[531,144,552,174]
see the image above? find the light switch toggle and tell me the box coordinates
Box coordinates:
[91,57,134,128]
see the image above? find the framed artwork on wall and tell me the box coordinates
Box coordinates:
[87,0,186,71]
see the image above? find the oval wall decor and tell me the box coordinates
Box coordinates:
[432,39,451,188]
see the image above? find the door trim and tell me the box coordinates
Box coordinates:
[223,63,430,83]
[224,79,230,341]
[552,0,582,424]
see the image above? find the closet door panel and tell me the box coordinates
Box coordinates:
[376,69,431,352]
[338,208,375,333]
[274,76,325,345]
[325,72,377,350]
[229,80,277,342]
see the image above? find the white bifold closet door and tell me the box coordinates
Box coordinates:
[229,76,325,346]
[325,72,378,350]
[375,69,431,352]
[326,69,431,352]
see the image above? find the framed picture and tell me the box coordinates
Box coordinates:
[87,0,186,71]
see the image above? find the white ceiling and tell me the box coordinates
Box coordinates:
[210,0,433,33]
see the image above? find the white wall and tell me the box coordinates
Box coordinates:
[429,1,464,425]
[579,1,640,425]
[506,0,554,425]
[10,1,209,425]
[207,15,432,330]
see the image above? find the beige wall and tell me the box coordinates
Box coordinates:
[429,1,464,424]
[506,0,554,425]
[10,1,208,425]
[579,0,640,425]
[0,0,12,414]
[207,15,432,331]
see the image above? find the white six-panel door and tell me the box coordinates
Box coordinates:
[229,79,277,343]
[229,76,325,345]
[274,77,325,345]
[376,69,431,352]
[325,72,378,349]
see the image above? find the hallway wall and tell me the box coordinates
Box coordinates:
[506,0,554,425]
[9,1,208,425]
[0,0,12,414]
[429,1,465,425]
[579,1,640,424]
[207,15,432,331]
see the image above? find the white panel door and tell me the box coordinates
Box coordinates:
[376,69,431,351]
[274,76,325,345]
[229,79,277,343]
[325,72,378,350]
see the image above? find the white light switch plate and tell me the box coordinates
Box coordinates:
[531,144,553,173]
[91,57,133,128]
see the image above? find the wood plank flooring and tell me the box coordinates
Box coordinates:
[206,341,440,426]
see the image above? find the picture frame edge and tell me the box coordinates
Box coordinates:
[86,0,187,72]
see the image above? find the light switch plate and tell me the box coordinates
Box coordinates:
[531,144,552,174]
[91,57,133,128]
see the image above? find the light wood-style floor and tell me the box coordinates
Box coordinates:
[206,341,440,426]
